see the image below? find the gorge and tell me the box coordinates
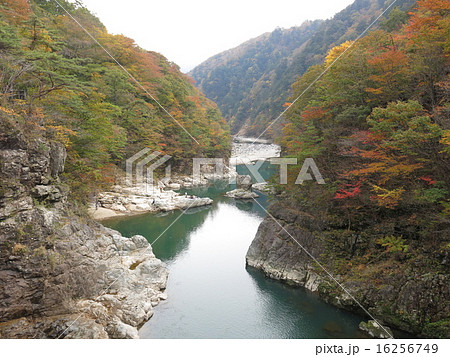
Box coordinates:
[0,0,448,340]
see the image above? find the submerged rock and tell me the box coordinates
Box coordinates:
[323,320,344,337]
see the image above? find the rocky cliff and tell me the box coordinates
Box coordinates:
[246,202,450,338]
[0,115,167,338]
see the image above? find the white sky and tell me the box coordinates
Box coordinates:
[76,0,355,72]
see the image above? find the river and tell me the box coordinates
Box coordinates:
[103,146,367,339]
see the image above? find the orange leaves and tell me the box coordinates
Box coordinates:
[365,48,411,102]
[46,125,77,147]
[300,106,330,123]
[350,130,373,145]
[0,0,31,24]
[186,95,203,109]
[0,105,18,116]
[407,0,450,33]
[406,0,450,53]
[348,146,424,184]
[169,108,183,120]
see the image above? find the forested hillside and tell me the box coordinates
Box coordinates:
[248,0,449,337]
[191,0,416,138]
[0,0,230,200]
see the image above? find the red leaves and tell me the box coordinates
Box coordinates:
[350,130,374,145]
[419,176,436,185]
[301,106,330,123]
[334,181,362,199]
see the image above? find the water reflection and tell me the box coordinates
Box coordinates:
[104,205,212,263]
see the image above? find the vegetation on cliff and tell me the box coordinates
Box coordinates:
[0,0,231,201]
[271,0,449,336]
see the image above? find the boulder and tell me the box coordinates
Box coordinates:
[359,320,394,339]
[225,188,259,199]
[236,174,253,190]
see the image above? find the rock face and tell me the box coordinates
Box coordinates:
[0,116,167,338]
[359,320,393,339]
[246,202,450,338]
[246,203,324,286]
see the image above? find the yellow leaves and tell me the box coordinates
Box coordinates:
[365,87,383,96]
[0,105,17,115]
[325,41,353,67]
[440,130,450,154]
[384,162,423,177]
[46,125,77,147]
[370,184,405,209]
[169,109,183,120]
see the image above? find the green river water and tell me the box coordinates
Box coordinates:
[103,163,368,338]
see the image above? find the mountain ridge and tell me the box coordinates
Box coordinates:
[190,0,417,138]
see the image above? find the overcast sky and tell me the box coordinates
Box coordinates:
[76,0,355,72]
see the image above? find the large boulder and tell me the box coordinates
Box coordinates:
[236,174,253,190]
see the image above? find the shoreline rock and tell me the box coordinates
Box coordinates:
[92,183,214,220]
[90,166,237,220]
[225,188,259,199]
[0,229,168,339]
[0,122,167,339]
[252,182,275,194]
[245,202,450,338]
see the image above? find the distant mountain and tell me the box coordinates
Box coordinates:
[190,0,417,139]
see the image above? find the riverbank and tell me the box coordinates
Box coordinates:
[89,167,239,220]
[90,184,214,220]
[246,202,450,338]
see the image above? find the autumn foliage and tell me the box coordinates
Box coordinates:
[281,0,449,247]
[0,0,231,199]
